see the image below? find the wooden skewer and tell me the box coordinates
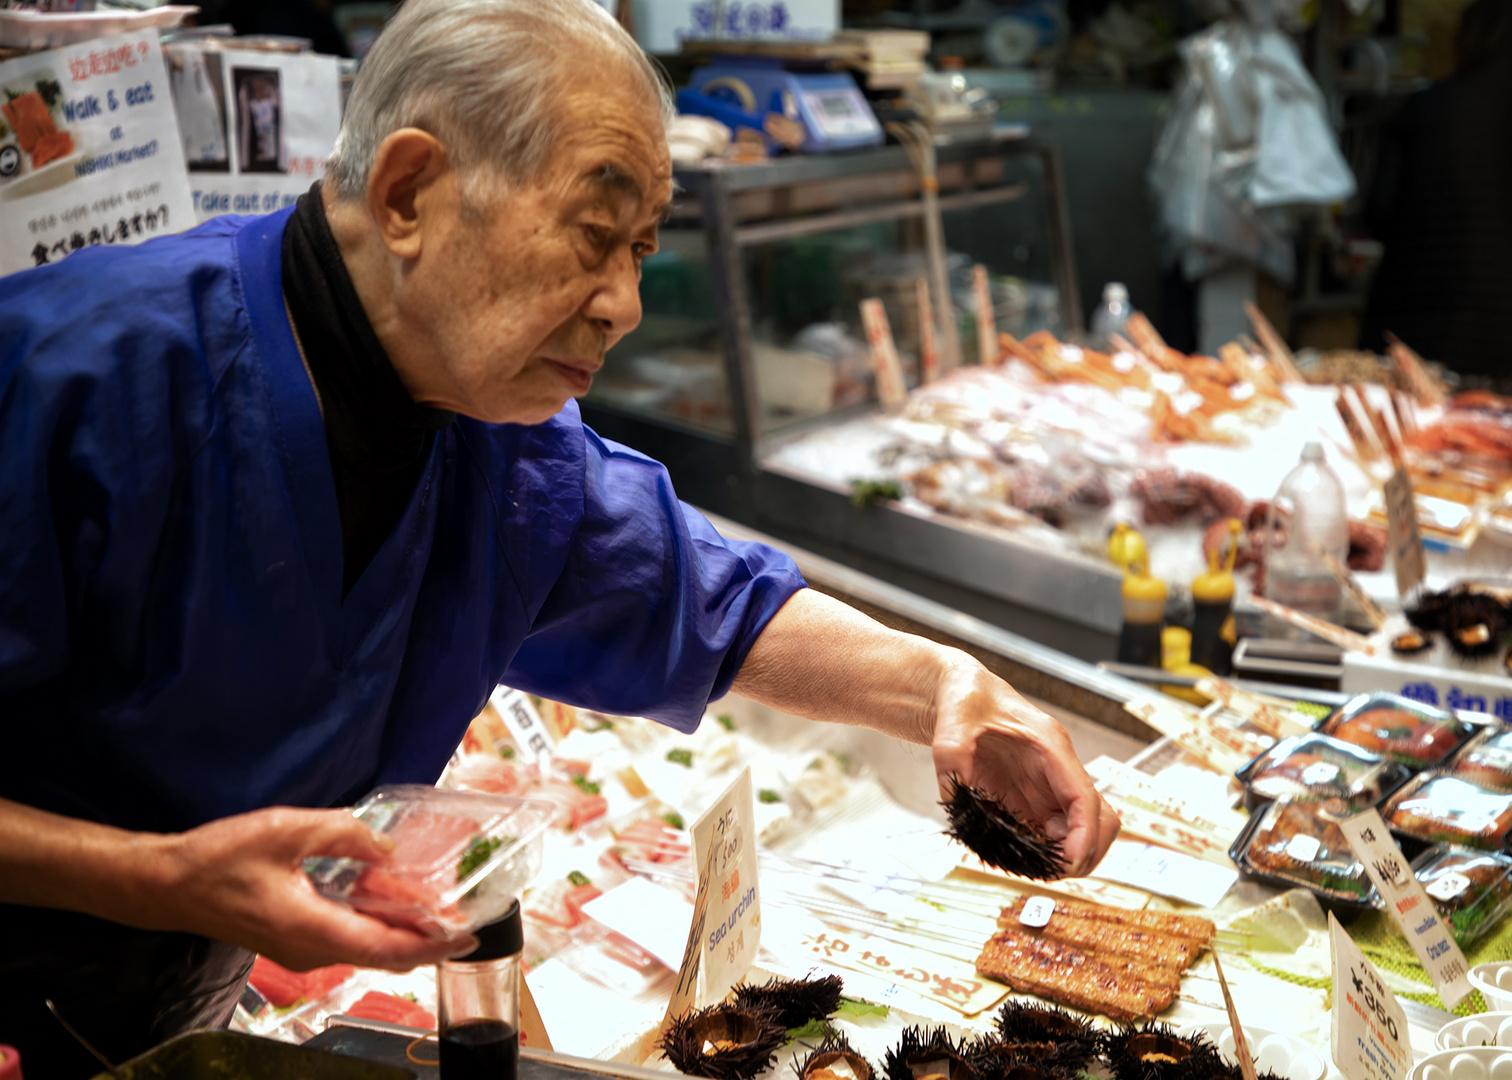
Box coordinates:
[1244,301,1303,383]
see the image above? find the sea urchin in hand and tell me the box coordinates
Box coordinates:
[941,775,1066,881]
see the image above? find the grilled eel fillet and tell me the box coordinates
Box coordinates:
[975,928,1176,1023]
[997,908,1201,972]
[1000,896,1215,944]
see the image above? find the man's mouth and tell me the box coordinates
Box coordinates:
[545,358,600,394]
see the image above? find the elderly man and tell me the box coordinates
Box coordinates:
[0,0,1116,1071]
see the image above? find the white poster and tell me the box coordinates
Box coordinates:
[177,46,341,222]
[0,29,194,278]
[630,0,837,55]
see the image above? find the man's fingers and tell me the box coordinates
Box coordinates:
[277,809,393,864]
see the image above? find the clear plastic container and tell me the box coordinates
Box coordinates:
[1449,726,1512,792]
[1229,797,1373,909]
[1380,845,1512,946]
[1383,775,1512,851]
[1264,442,1349,626]
[1237,733,1412,807]
[1316,692,1478,769]
[304,785,553,938]
[1088,282,1131,348]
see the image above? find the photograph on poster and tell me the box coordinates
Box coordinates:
[233,66,283,173]
[168,47,228,172]
[0,69,80,200]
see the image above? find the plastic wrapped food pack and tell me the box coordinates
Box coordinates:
[1383,775,1512,852]
[1375,845,1512,946]
[1237,733,1412,807]
[1449,727,1512,793]
[1230,797,1373,910]
[1317,692,1479,769]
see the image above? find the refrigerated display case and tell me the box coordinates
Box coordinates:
[580,133,1123,655]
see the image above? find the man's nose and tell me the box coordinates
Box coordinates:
[584,246,643,342]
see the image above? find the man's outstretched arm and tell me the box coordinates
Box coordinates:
[731,588,1120,877]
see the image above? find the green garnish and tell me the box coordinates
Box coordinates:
[850,479,903,507]
[836,997,888,1019]
[716,713,735,731]
[666,748,694,767]
[499,746,516,759]
[661,810,686,829]
[568,870,592,887]
[786,1018,829,1040]
[758,789,782,804]
[571,775,601,795]
[457,835,505,882]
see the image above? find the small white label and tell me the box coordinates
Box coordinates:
[1060,345,1085,364]
[1232,380,1257,402]
[1019,896,1056,927]
[1286,834,1322,863]
[1426,872,1471,902]
[1301,762,1343,787]
[1112,351,1138,373]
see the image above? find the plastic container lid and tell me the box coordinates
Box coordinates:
[304,785,553,939]
[1301,441,1324,462]
[1103,282,1129,303]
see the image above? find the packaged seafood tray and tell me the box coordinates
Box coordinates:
[1236,733,1413,809]
[1447,726,1512,792]
[1367,845,1512,947]
[304,784,554,937]
[1315,692,1480,769]
[1381,774,1512,855]
[1229,797,1375,913]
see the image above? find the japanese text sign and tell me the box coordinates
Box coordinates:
[1330,912,1412,1080]
[1338,809,1470,1007]
[489,687,555,764]
[801,927,1006,1017]
[690,766,761,1005]
[0,29,194,279]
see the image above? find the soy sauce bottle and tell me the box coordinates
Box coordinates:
[438,900,522,1080]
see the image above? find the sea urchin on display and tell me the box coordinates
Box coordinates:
[991,1002,1099,1072]
[733,974,845,1030]
[941,776,1066,880]
[794,1031,874,1080]
[660,1004,788,1080]
[1102,1023,1224,1080]
[884,1026,980,1080]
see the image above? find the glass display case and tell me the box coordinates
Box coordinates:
[580,133,1118,653]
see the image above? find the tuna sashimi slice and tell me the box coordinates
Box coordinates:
[248,956,307,1008]
[347,990,436,1030]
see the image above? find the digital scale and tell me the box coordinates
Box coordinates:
[678,57,884,154]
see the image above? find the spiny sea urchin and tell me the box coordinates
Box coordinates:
[941,776,1066,881]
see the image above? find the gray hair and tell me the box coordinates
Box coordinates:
[326,0,674,204]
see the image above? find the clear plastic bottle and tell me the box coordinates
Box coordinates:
[1088,282,1131,348]
[437,900,522,1080]
[1265,442,1349,626]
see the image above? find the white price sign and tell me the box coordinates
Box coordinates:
[1337,809,1471,1007]
[662,766,761,1025]
[1330,912,1412,1080]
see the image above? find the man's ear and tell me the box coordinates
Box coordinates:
[365,128,452,261]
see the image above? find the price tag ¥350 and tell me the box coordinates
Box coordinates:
[1329,912,1411,1080]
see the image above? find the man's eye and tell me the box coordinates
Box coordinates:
[584,225,611,248]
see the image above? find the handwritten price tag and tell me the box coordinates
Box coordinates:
[1384,465,1426,599]
[690,766,761,1006]
[1330,912,1412,1080]
[802,928,1006,1017]
[1338,809,1470,1007]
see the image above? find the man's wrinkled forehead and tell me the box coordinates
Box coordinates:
[588,162,675,222]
